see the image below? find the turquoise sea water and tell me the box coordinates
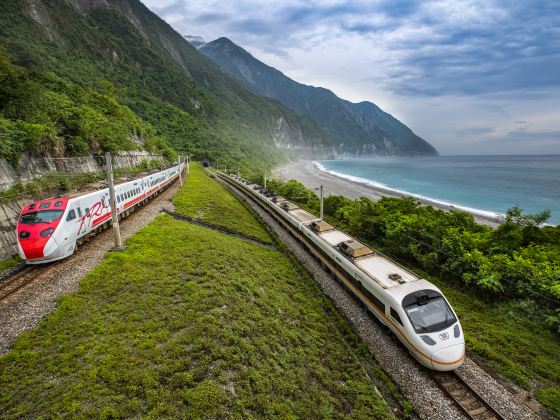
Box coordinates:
[317,155,560,224]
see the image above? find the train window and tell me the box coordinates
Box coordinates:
[28,204,36,210]
[20,210,64,224]
[85,208,89,216]
[402,290,457,334]
[66,210,76,221]
[54,201,63,207]
[39,202,50,209]
[77,208,82,217]
[360,284,385,313]
[390,307,403,326]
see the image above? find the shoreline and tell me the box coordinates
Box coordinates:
[272,160,503,227]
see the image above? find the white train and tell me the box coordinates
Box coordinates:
[218,172,465,371]
[16,163,183,264]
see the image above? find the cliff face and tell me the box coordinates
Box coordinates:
[0,0,330,168]
[201,37,437,156]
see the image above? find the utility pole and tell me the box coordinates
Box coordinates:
[237,166,240,177]
[224,164,227,173]
[320,185,324,219]
[264,174,267,189]
[106,152,123,250]
[186,155,190,175]
[178,155,183,187]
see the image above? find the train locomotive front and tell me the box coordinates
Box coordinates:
[16,198,73,264]
[395,285,465,370]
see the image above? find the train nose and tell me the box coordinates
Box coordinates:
[431,343,465,370]
[19,237,57,260]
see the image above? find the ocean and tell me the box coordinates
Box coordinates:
[316,155,560,225]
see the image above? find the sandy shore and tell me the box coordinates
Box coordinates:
[272,160,502,227]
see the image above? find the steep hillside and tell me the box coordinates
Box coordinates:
[0,0,330,172]
[201,37,437,156]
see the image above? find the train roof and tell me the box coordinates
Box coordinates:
[355,254,421,289]
[319,229,353,246]
[288,208,316,222]
[227,171,433,296]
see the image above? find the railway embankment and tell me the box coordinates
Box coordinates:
[0,164,404,418]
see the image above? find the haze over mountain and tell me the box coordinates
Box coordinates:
[201,37,437,157]
[0,0,330,172]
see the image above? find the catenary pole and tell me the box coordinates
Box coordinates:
[106,152,123,249]
[320,185,324,219]
[178,155,183,187]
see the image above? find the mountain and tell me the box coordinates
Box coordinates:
[0,0,330,173]
[201,37,437,156]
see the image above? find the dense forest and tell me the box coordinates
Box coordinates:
[0,48,174,167]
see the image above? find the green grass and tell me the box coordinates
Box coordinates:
[0,255,20,272]
[419,273,560,416]
[173,163,271,242]
[0,216,396,418]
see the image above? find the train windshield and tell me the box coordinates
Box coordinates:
[403,291,456,334]
[20,210,64,224]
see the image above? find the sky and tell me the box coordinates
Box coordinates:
[143,0,560,155]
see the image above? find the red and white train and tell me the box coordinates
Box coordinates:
[16,163,183,264]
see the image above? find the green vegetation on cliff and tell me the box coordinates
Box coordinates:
[0,0,328,172]
[0,48,173,167]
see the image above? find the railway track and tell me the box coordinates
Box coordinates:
[0,265,54,303]
[431,371,506,419]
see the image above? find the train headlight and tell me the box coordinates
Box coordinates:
[19,231,30,239]
[40,228,55,237]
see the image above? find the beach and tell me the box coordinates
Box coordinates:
[272,160,502,227]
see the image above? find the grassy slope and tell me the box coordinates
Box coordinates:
[173,163,271,242]
[0,174,399,418]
